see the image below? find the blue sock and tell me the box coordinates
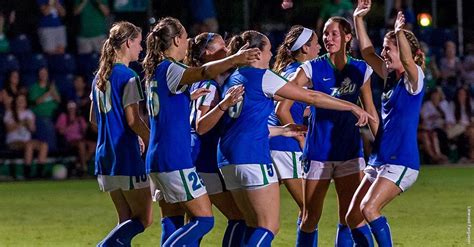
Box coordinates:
[369,216,392,247]
[336,224,354,247]
[296,225,318,247]
[223,220,246,247]
[243,226,256,246]
[163,216,214,247]
[161,216,185,245]
[98,219,144,247]
[296,216,302,234]
[246,227,274,247]
[351,224,374,247]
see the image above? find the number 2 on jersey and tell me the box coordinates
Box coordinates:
[188,171,203,191]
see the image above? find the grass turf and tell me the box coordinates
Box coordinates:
[0,166,472,246]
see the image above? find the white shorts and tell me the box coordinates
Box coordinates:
[271,150,303,180]
[199,172,226,195]
[149,167,208,204]
[220,164,279,191]
[77,35,106,54]
[303,158,365,180]
[97,174,150,192]
[364,164,419,192]
[38,26,67,52]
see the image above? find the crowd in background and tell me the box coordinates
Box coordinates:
[0,0,472,180]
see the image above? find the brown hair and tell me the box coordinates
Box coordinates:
[96,21,141,92]
[385,29,425,69]
[273,25,315,74]
[324,16,353,53]
[227,30,267,56]
[184,32,221,67]
[142,17,184,81]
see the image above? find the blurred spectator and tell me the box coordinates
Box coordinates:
[3,94,48,179]
[0,12,10,53]
[420,87,450,163]
[449,87,474,162]
[440,41,465,100]
[462,42,474,86]
[189,0,219,34]
[386,0,415,30]
[55,101,93,176]
[73,0,110,54]
[0,70,27,110]
[4,0,39,42]
[28,67,60,151]
[71,75,90,118]
[316,0,353,34]
[420,41,440,91]
[37,0,66,54]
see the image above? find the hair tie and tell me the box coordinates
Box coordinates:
[290,28,313,51]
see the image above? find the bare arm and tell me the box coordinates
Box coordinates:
[89,103,97,128]
[353,0,386,79]
[196,85,244,135]
[394,11,420,92]
[180,45,260,85]
[275,99,305,148]
[124,103,150,148]
[55,1,66,17]
[359,79,379,137]
[96,0,110,16]
[73,0,88,15]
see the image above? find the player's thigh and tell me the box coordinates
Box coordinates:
[210,191,243,220]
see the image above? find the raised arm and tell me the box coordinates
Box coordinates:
[394,11,420,92]
[353,0,386,78]
[180,45,260,85]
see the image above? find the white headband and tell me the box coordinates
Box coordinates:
[290,28,313,51]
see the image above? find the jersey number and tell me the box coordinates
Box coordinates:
[146,80,160,117]
[228,100,243,119]
[188,171,203,191]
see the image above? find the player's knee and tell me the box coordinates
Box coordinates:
[345,208,362,227]
[361,202,378,221]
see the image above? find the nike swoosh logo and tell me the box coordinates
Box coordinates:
[386,171,395,174]
[323,78,331,81]
[116,239,125,246]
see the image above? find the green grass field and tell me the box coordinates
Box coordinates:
[0,166,473,246]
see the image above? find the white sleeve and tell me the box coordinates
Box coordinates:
[300,61,312,80]
[122,76,144,108]
[363,65,373,85]
[166,62,187,94]
[200,84,217,107]
[404,65,425,95]
[262,70,288,98]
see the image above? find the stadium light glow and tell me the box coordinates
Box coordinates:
[418,13,432,27]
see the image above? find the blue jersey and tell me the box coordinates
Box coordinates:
[190,79,222,173]
[145,59,193,173]
[91,64,145,176]
[268,62,307,152]
[301,54,373,161]
[218,67,287,167]
[369,66,425,170]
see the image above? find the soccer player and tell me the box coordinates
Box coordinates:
[290,17,379,247]
[142,17,260,246]
[267,25,320,237]
[89,21,152,247]
[346,1,426,246]
[219,30,374,247]
[186,32,247,247]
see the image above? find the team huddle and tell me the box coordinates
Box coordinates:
[89,0,425,246]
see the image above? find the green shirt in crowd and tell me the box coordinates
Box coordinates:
[320,0,353,21]
[75,0,109,38]
[28,83,59,118]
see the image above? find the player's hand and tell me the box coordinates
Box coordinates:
[394,11,405,33]
[351,106,375,127]
[220,85,244,110]
[281,123,308,137]
[354,0,371,18]
[232,43,261,66]
[190,88,211,101]
[138,136,145,155]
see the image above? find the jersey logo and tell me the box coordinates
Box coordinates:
[323,77,331,81]
[330,77,356,96]
[382,89,394,100]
